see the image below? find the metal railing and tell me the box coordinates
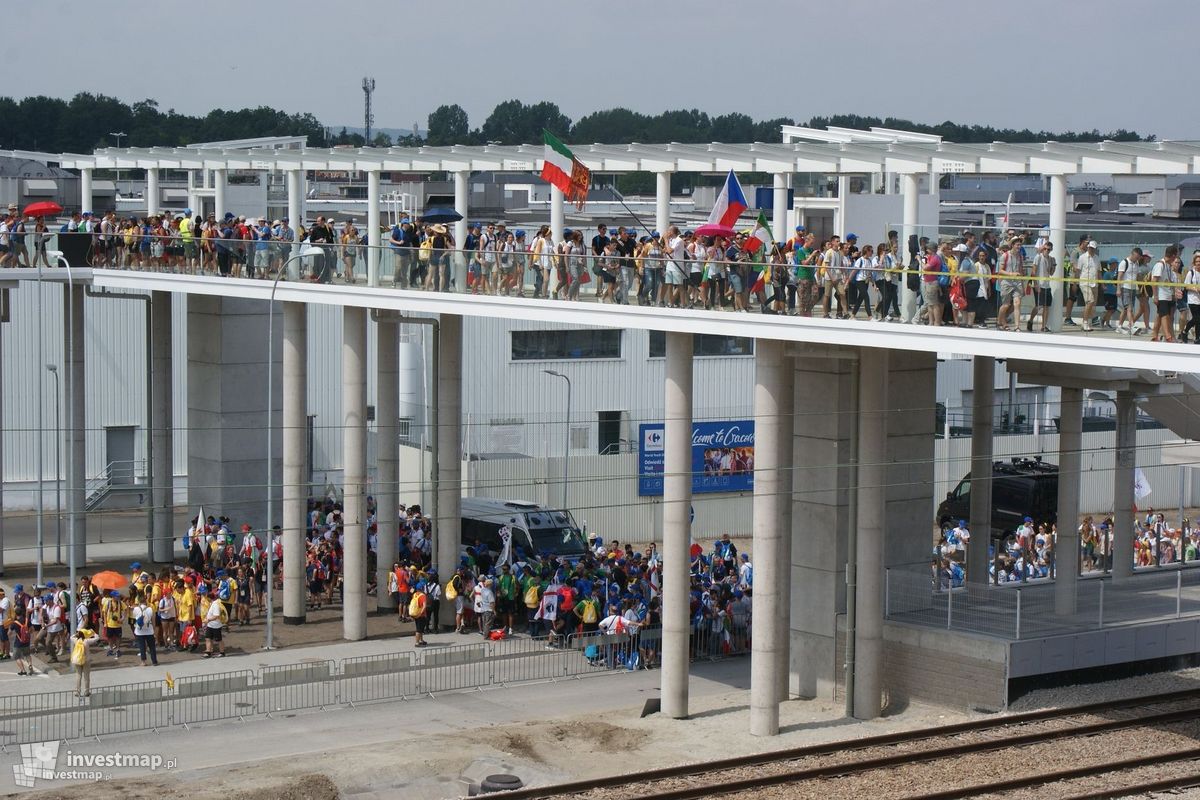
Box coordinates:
[0,624,745,746]
[886,562,1200,640]
[84,459,147,510]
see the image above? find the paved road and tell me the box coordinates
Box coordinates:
[0,509,192,570]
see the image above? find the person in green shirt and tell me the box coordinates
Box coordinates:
[792,232,817,316]
[495,564,519,635]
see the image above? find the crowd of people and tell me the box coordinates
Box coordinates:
[5,205,1198,342]
[933,507,1199,588]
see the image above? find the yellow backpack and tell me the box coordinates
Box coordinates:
[579,598,598,624]
[444,578,458,600]
[419,238,433,262]
[524,583,540,609]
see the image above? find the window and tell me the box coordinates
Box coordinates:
[511,329,621,361]
[648,331,755,358]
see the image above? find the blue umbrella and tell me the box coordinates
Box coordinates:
[420,207,463,223]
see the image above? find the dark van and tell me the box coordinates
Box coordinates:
[937,457,1058,540]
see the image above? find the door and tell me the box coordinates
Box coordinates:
[106,426,137,486]
[598,410,623,455]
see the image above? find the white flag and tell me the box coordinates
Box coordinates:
[1134,468,1152,500]
[498,525,513,566]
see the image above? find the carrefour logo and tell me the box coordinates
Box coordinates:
[644,428,664,451]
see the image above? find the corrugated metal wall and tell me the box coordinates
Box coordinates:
[1,284,188,487]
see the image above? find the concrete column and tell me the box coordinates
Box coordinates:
[286,170,304,280]
[282,301,308,624]
[146,168,160,217]
[150,291,173,563]
[900,173,919,323]
[79,168,92,214]
[375,316,399,610]
[661,332,693,720]
[367,169,381,287]
[853,348,889,720]
[1112,390,1136,582]
[772,173,788,245]
[0,315,5,575]
[836,175,850,237]
[435,315,463,628]
[1055,387,1083,615]
[66,285,86,566]
[186,170,200,218]
[213,168,227,222]
[777,359,795,703]
[655,172,672,235]
[967,356,995,585]
[751,339,784,736]
[550,186,564,245]
[342,306,368,641]
[1048,175,1067,333]
[453,171,469,249]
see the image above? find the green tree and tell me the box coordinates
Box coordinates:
[426,104,470,146]
[480,99,570,144]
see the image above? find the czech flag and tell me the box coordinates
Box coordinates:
[707,170,748,228]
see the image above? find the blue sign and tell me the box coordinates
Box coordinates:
[637,420,755,496]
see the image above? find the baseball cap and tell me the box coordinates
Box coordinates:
[959,519,967,526]
[110,590,121,598]
[224,212,235,221]
[1023,516,1033,522]
[1088,240,1099,249]
[130,562,141,570]
[795,225,805,231]
[953,243,968,252]
[845,233,858,241]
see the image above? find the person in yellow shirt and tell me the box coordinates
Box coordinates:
[179,210,195,274]
[71,626,101,697]
[100,590,124,658]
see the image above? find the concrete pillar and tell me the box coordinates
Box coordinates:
[836,175,850,237]
[751,339,784,736]
[342,306,368,641]
[0,314,5,575]
[213,168,227,222]
[65,285,86,566]
[150,291,173,563]
[1112,390,1136,582]
[435,315,463,628]
[286,170,304,280]
[282,301,308,624]
[1048,175,1068,333]
[453,171,469,249]
[777,359,795,703]
[187,297,281,529]
[967,357,995,585]
[146,168,160,217]
[772,173,788,245]
[550,186,564,246]
[186,170,200,218]
[1055,387,1083,615]
[375,316,399,610]
[655,172,672,235]
[900,174,919,323]
[367,169,381,287]
[853,348,889,720]
[661,332,693,720]
[80,168,92,214]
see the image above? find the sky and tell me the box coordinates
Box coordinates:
[7,0,1199,141]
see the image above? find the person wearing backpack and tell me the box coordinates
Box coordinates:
[132,593,159,667]
[202,588,228,658]
[495,563,519,636]
[409,581,429,647]
[70,624,101,697]
[522,569,542,637]
[7,607,34,676]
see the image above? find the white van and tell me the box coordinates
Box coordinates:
[460,498,588,563]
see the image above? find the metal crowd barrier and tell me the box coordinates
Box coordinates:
[0,625,745,747]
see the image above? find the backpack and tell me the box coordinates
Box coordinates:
[579,599,599,624]
[419,239,433,262]
[408,591,427,618]
[524,583,540,609]
[217,602,229,626]
[218,579,231,601]
[71,636,88,666]
[444,578,458,600]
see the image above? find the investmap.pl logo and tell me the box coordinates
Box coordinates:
[13,741,175,787]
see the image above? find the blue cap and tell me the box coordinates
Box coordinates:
[958,520,967,526]
[13,584,23,592]
[216,570,226,577]
[651,230,660,238]
[741,553,749,561]
[183,208,192,215]
[110,590,121,598]
[282,217,289,223]
[224,212,235,221]
[82,211,92,217]
[130,562,141,570]
[795,225,805,231]
[1024,516,1033,522]
[515,230,525,238]
[563,228,573,235]
[401,217,411,224]
[846,233,858,240]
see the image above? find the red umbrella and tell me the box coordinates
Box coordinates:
[23,201,62,218]
[694,223,736,239]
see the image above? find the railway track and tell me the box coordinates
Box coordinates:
[486,688,1200,800]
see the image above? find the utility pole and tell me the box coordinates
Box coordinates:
[362,77,376,144]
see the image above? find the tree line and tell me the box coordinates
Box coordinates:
[0,92,1149,156]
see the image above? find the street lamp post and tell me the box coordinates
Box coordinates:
[46,364,61,565]
[109,132,126,195]
[542,370,571,509]
[263,244,321,650]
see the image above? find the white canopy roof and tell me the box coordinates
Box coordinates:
[57,140,1200,176]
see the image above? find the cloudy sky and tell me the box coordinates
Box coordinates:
[8,0,1197,140]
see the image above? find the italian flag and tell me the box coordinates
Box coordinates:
[542,130,591,209]
[744,211,773,255]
